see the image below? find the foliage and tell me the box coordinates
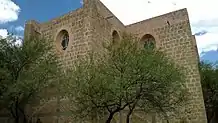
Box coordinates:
[199,61,218,123]
[0,35,60,123]
[62,34,187,123]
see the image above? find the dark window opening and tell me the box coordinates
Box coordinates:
[112,30,120,44]
[140,34,156,50]
[144,40,155,49]
[61,34,69,50]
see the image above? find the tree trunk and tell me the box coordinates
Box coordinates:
[12,100,28,123]
[15,100,19,123]
[151,114,156,123]
[106,112,115,123]
[210,109,218,123]
[10,107,19,123]
[20,110,27,123]
[126,111,132,123]
[126,107,134,123]
[207,110,214,123]
[18,106,27,123]
[23,116,27,123]
[126,101,137,123]
[215,111,218,123]
[15,116,19,123]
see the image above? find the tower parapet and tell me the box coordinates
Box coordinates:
[24,20,41,40]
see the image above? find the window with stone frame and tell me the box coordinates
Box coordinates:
[140,34,156,50]
[112,30,120,44]
[55,30,70,52]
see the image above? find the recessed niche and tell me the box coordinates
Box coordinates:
[140,34,156,50]
[112,30,120,44]
[56,30,69,52]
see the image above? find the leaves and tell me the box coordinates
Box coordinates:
[0,35,60,123]
[61,34,187,123]
[199,61,218,122]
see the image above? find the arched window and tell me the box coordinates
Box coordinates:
[112,30,120,44]
[56,30,69,51]
[140,34,155,50]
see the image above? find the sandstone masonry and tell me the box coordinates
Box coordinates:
[0,0,207,123]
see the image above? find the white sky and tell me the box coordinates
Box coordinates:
[0,0,20,24]
[0,0,218,56]
[100,0,218,55]
[0,0,20,39]
[0,29,8,38]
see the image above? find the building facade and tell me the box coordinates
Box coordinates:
[10,0,207,122]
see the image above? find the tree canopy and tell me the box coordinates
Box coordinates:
[199,61,218,123]
[0,36,60,123]
[61,35,188,123]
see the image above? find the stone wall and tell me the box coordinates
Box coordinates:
[0,0,207,123]
[85,0,125,53]
[22,5,93,123]
[126,8,207,123]
[94,0,125,31]
[24,20,41,40]
[39,7,89,66]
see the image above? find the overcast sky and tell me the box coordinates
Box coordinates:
[100,0,218,57]
[0,0,217,62]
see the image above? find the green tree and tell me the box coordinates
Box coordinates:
[0,35,60,123]
[199,61,218,123]
[62,35,187,123]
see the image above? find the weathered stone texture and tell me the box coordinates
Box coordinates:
[93,0,125,30]
[0,0,207,123]
[86,1,125,54]
[127,8,206,123]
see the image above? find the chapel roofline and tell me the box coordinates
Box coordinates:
[125,8,188,27]
[25,0,189,31]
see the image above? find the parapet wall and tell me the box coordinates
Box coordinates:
[126,8,190,45]
[94,0,126,30]
[24,20,41,40]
